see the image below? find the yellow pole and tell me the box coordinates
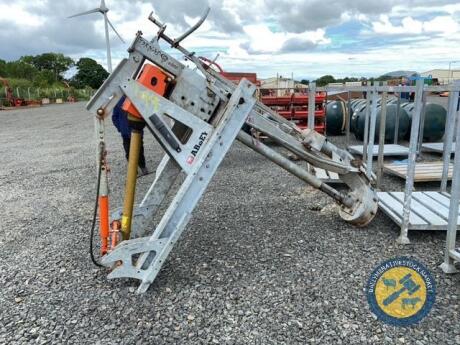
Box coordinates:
[121,128,142,240]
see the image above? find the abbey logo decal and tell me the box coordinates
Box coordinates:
[186,132,208,165]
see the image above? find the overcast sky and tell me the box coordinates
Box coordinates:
[0,0,459,79]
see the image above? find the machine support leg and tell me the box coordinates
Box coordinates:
[121,129,142,240]
[95,117,110,255]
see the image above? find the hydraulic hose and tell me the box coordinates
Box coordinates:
[89,144,104,268]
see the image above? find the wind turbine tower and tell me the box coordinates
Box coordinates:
[68,0,124,73]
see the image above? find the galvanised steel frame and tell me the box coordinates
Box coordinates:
[86,12,380,293]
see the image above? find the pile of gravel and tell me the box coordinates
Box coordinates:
[0,103,458,344]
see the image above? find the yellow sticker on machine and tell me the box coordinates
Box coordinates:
[121,215,130,230]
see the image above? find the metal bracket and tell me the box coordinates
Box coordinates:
[86,53,143,116]
[102,80,257,293]
[122,80,214,174]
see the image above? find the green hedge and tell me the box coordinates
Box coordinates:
[1,80,94,105]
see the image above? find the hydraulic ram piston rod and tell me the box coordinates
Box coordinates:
[237,132,355,208]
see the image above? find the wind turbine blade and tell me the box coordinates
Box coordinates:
[106,17,125,43]
[68,8,101,19]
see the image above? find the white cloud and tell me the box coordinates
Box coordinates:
[391,2,460,18]
[1,0,460,79]
[423,16,459,34]
[372,14,460,36]
[0,3,44,27]
[372,15,423,34]
[239,25,330,54]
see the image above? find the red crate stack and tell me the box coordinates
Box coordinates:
[200,57,326,134]
[260,92,326,133]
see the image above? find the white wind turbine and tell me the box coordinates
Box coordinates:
[68,0,124,73]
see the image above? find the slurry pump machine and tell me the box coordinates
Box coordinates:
[86,8,378,293]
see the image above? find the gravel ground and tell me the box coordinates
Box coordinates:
[0,102,459,345]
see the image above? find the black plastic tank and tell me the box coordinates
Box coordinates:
[326,101,347,135]
[401,102,446,142]
[350,100,367,134]
[352,103,410,142]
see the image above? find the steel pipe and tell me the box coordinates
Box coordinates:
[237,131,354,208]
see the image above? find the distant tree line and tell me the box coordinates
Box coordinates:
[2,53,402,90]
[0,53,109,89]
[300,74,395,87]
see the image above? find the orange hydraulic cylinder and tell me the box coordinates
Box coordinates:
[99,195,109,255]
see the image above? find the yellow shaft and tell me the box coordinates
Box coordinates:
[121,130,142,240]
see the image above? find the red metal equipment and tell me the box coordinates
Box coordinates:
[260,92,326,133]
[199,57,259,85]
[0,77,26,107]
[198,57,325,133]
